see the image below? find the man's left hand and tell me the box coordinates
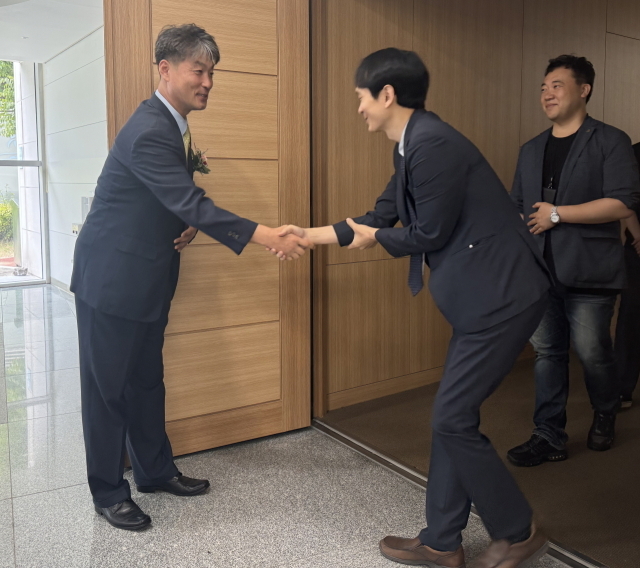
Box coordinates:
[346,218,379,250]
[174,226,198,252]
[528,202,556,235]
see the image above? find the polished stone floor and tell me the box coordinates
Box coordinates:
[0,285,567,568]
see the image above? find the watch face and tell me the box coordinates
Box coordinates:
[551,213,560,223]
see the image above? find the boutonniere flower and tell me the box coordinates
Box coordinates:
[191,147,210,175]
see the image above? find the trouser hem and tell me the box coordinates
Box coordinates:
[93,487,132,509]
[532,429,566,450]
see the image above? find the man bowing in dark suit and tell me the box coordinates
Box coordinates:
[71,24,311,531]
[275,49,551,568]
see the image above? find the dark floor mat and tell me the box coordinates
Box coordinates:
[321,359,640,568]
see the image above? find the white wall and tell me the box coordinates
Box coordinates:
[43,27,107,289]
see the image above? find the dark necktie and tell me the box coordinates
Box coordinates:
[401,155,424,296]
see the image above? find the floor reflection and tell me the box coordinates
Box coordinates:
[2,286,79,424]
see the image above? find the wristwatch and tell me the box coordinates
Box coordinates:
[550,206,560,224]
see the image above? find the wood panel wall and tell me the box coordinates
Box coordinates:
[312,0,640,417]
[520,0,607,145]
[104,0,310,456]
[604,23,640,145]
[414,0,524,187]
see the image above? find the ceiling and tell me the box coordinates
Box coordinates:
[0,0,102,63]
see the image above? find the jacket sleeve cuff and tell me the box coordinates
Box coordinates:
[333,220,354,247]
[375,227,405,258]
[223,220,259,255]
[612,194,639,212]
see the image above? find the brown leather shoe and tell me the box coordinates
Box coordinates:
[471,525,548,568]
[379,536,465,567]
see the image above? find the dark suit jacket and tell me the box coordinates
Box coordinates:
[511,116,640,289]
[71,94,258,322]
[334,109,550,334]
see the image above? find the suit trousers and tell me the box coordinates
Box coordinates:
[75,297,179,508]
[418,294,548,551]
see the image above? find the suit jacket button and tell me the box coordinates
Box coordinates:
[469,244,474,248]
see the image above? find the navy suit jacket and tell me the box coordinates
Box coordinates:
[334,109,550,334]
[511,116,640,289]
[71,94,258,322]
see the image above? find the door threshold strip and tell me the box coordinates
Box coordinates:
[312,419,608,568]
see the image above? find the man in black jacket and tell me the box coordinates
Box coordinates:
[508,55,640,467]
[277,48,550,568]
[614,142,640,409]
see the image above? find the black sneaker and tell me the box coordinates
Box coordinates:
[507,434,568,467]
[620,395,632,410]
[587,411,615,451]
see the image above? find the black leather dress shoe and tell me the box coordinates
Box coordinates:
[507,434,567,467]
[94,498,151,530]
[587,411,615,451]
[137,475,210,496]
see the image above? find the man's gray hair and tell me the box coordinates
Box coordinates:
[155,24,220,66]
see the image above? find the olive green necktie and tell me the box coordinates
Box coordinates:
[182,126,191,160]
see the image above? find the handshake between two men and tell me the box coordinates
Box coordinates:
[173,218,377,259]
[261,218,380,260]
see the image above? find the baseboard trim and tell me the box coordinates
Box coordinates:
[327,367,443,411]
[313,420,609,568]
[50,277,72,294]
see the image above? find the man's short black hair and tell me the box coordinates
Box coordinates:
[355,48,429,109]
[545,54,595,103]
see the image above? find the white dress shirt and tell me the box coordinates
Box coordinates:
[155,90,189,136]
[398,123,408,157]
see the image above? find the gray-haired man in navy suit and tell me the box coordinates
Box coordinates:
[71,24,311,531]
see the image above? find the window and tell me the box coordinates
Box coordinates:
[0,60,46,285]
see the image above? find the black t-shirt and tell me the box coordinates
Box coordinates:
[542,131,578,191]
[542,131,618,296]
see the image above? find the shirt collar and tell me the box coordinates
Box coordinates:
[155,90,188,136]
[398,123,409,157]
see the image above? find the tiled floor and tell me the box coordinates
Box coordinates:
[0,285,567,568]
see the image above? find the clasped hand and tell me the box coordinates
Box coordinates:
[528,202,556,235]
[267,218,378,260]
[345,218,379,250]
[174,226,198,251]
[268,225,314,261]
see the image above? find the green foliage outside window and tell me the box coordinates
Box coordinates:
[0,60,16,139]
[0,205,12,241]
[0,188,13,242]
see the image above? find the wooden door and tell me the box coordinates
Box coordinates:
[311,0,531,417]
[103,0,310,454]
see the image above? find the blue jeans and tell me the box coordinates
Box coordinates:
[530,289,618,449]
